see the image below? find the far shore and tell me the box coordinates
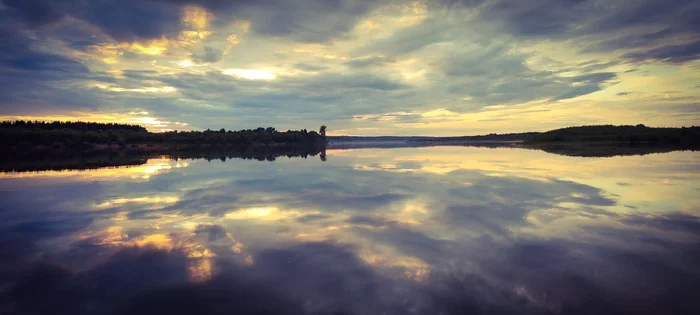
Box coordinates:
[2,121,697,162]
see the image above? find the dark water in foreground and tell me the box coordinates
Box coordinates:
[1,147,699,314]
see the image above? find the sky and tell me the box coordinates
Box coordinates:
[0,0,699,135]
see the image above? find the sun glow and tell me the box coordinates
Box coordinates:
[224,207,312,221]
[130,40,168,55]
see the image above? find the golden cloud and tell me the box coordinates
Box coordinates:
[182,5,214,30]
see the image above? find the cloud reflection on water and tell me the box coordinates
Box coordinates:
[1,147,699,314]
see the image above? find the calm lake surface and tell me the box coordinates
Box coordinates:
[1,147,699,314]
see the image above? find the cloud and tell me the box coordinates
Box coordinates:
[551,72,618,101]
[622,40,700,64]
[217,0,379,43]
[443,47,618,104]
[0,24,99,114]
[2,0,183,42]
[296,213,333,223]
[293,63,330,72]
[344,55,396,68]
[295,72,409,91]
[2,0,65,28]
[194,224,229,242]
[0,0,698,134]
[97,68,413,131]
[4,0,381,44]
[353,18,456,57]
[475,0,700,64]
[191,46,224,64]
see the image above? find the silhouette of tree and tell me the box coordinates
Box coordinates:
[319,125,327,137]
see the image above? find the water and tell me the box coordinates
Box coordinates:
[1,147,699,314]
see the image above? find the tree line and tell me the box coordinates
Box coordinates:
[525,124,700,146]
[1,120,147,132]
[0,120,327,150]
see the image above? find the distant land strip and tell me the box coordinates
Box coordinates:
[1,122,699,171]
[330,124,699,156]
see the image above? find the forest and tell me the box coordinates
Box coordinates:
[0,120,327,151]
[524,124,700,146]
